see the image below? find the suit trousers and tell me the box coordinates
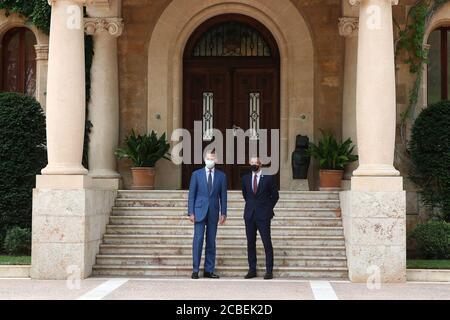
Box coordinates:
[192,209,218,273]
[245,212,273,273]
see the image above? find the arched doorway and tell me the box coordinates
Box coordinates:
[182,14,280,189]
[1,27,37,96]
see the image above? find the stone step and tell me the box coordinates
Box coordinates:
[98,244,347,257]
[115,198,341,209]
[109,216,343,227]
[95,254,348,268]
[117,190,340,200]
[105,225,344,236]
[92,265,349,279]
[111,207,342,218]
[102,234,346,246]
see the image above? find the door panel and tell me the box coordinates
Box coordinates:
[182,67,233,188]
[231,68,279,189]
[182,66,279,190]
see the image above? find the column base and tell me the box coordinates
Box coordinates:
[288,179,310,191]
[31,175,117,280]
[90,175,122,190]
[353,164,400,177]
[341,179,351,190]
[88,169,121,179]
[351,176,403,191]
[36,174,92,189]
[339,178,406,283]
[41,164,88,175]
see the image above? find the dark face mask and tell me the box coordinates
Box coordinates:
[250,165,260,172]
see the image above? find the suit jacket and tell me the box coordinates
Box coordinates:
[187,168,227,223]
[242,173,279,221]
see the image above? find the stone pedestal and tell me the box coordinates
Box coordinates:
[340,176,406,283]
[288,179,310,191]
[31,175,116,280]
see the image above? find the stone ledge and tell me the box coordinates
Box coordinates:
[407,269,450,282]
[0,265,31,278]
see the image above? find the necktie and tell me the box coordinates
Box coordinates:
[208,169,212,193]
[253,174,257,194]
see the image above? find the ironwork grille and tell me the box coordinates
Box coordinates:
[193,21,271,57]
[203,92,214,140]
[249,92,260,140]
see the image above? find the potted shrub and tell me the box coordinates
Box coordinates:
[116,130,170,190]
[307,130,358,190]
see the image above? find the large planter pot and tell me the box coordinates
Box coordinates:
[131,167,155,190]
[319,169,343,191]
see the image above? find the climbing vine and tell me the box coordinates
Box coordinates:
[395,0,448,147]
[0,0,51,34]
[0,0,93,168]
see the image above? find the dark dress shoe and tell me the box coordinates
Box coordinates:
[264,272,273,280]
[191,272,199,279]
[204,272,220,279]
[245,271,257,279]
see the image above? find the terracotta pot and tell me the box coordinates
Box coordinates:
[319,169,343,190]
[131,167,155,190]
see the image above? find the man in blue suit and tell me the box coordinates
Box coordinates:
[188,150,227,279]
[241,157,279,280]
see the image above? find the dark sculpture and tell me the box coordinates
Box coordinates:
[291,135,311,179]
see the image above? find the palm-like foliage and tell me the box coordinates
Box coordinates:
[115,130,171,167]
[306,130,358,170]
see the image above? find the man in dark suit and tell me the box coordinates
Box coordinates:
[241,157,279,280]
[188,150,227,279]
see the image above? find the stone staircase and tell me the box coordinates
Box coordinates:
[92,190,349,279]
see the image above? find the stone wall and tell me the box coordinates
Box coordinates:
[117,0,344,190]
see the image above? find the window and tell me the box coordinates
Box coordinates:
[192,21,271,57]
[427,27,450,104]
[1,27,37,96]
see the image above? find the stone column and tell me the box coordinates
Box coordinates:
[339,17,359,183]
[340,0,406,283]
[34,44,49,110]
[351,0,400,179]
[41,0,87,175]
[32,1,118,280]
[85,17,123,189]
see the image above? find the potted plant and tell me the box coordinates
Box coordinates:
[116,130,170,190]
[306,130,358,190]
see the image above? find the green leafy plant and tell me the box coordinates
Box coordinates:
[0,93,46,247]
[0,0,51,34]
[116,130,171,167]
[408,100,450,221]
[409,220,450,259]
[394,0,448,146]
[306,130,358,170]
[3,227,31,256]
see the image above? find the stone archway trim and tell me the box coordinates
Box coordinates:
[147,0,314,190]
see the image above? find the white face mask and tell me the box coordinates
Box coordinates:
[205,159,215,169]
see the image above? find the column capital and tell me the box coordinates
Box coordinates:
[84,17,124,37]
[349,0,398,5]
[35,44,49,61]
[339,17,359,38]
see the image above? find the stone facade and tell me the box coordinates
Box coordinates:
[0,0,448,282]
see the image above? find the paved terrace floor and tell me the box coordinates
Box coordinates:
[0,278,449,300]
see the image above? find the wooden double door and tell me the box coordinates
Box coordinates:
[182,61,280,189]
